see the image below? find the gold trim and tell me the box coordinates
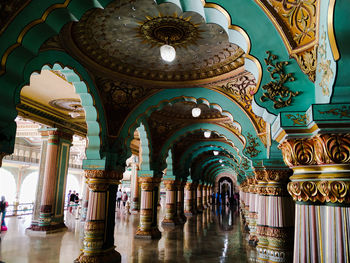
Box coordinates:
[0,0,71,75]
[327,0,340,61]
[292,164,350,175]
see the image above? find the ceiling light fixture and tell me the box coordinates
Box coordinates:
[213,150,219,156]
[219,160,223,163]
[204,131,211,138]
[221,164,224,167]
[160,44,176,62]
[69,105,81,118]
[192,107,201,117]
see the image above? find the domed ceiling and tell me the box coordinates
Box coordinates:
[61,0,245,85]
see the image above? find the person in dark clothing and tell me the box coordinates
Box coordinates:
[74,193,79,204]
[69,191,76,213]
[0,196,8,231]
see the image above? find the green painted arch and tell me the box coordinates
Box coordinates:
[203,162,238,184]
[120,88,267,162]
[158,123,248,171]
[179,142,241,180]
[0,0,115,78]
[193,155,238,182]
[158,0,314,122]
[19,51,107,166]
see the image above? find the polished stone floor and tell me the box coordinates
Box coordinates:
[0,205,256,263]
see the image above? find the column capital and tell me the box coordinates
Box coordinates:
[85,170,123,191]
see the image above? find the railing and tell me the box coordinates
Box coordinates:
[5,202,34,216]
[4,202,81,217]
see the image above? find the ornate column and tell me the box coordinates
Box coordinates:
[135,177,162,239]
[31,131,49,226]
[207,185,211,206]
[28,128,72,233]
[191,182,198,214]
[176,181,187,223]
[196,183,204,213]
[247,178,258,246]
[254,166,294,263]
[184,181,195,216]
[80,174,89,222]
[280,134,350,263]
[202,184,208,209]
[162,180,178,226]
[131,161,140,212]
[76,170,122,263]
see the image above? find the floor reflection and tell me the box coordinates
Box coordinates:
[0,206,256,262]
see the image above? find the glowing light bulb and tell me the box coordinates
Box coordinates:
[160,45,176,62]
[204,131,211,138]
[192,107,201,117]
[219,160,223,163]
[213,151,219,156]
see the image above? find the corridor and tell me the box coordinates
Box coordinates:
[0,206,255,263]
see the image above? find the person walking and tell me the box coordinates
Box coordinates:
[69,190,76,213]
[0,196,9,231]
[116,189,122,208]
[122,191,128,208]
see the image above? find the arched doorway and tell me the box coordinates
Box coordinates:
[218,176,234,205]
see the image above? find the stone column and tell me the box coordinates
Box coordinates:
[247,178,258,246]
[76,170,122,263]
[280,134,350,263]
[80,174,89,222]
[28,129,72,233]
[192,182,198,214]
[202,184,207,209]
[131,162,140,212]
[196,183,204,213]
[135,177,161,239]
[255,167,294,263]
[176,181,187,224]
[162,180,178,226]
[31,132,49,225]
[184,181,195,216]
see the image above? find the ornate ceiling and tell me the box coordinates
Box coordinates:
[61,0,245,85]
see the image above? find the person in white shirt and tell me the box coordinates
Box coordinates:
[116,189,122,208]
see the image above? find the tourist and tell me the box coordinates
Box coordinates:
[69,190,76,213]
[74,193,80,204]
[122,191,128,208]
[116,189,122,208]
[0,196,8,231]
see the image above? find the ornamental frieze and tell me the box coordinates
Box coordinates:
[254,0,319,81]
[280,134,350,167]
[288,180,350,204]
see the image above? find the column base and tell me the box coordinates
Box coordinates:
[26,222,67,236]
[75,249,121,263]
[161,218,179,227]
[135,227,161,239]
[131,209,139,214]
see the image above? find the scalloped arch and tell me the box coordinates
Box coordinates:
[179,142,241,179]
[120,88,267,163]
[158,123,247,169]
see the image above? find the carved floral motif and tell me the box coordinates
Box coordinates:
[317,30,333,97]
[285,113,307,125]
[288,180,350,204]
[280,134,350,167]
[245,132,261,158]
[318,105,350,119]
[260,51,300,109]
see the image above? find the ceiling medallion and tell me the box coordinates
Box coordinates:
[138,13,202,48]
[49,99,84,114]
